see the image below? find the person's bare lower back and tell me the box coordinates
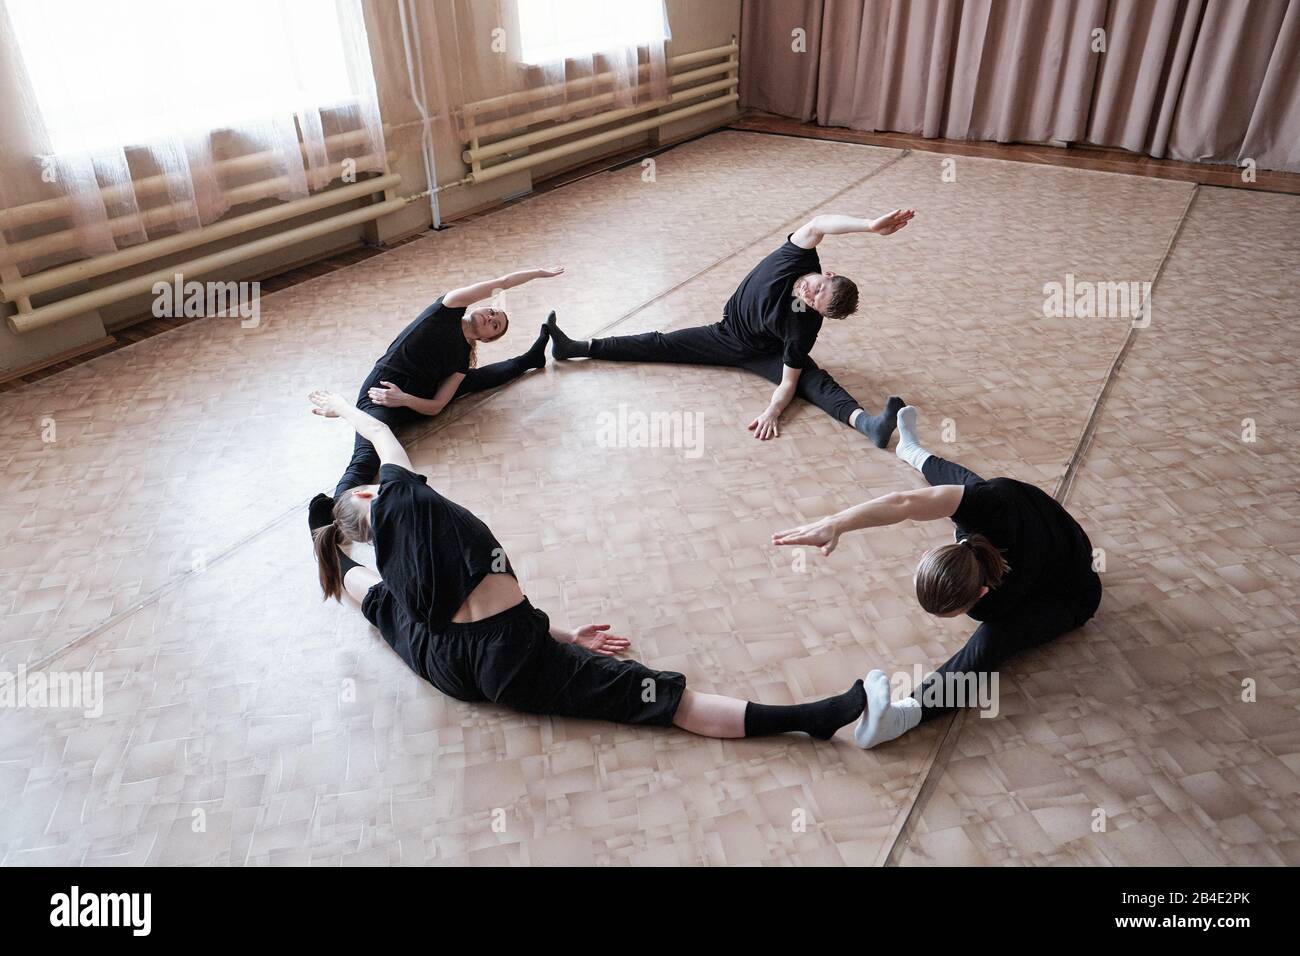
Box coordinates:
[451,572,525,623]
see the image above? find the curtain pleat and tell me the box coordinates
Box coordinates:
[741,0,1300,172]
[1164,0,1293,164]
[740,0,823,121]
[1086,0,1205,156]
[1240,0,1300,170]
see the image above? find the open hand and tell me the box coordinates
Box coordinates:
[870,208,915,236]
[571,624,631,656]
[747,408,781,440]
[537,265,565,278]
[772,518,841,556]
[308,389,350,419]
[367,380,409,408]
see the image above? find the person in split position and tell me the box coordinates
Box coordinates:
[772,406,1102,748]
[307,390,868,740]
[545,209,916,445]
[330,265,565,500]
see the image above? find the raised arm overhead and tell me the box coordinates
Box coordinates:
[789,209,915,249]
[443,265,565,309]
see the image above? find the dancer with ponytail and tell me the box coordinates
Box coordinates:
[772,406,1101,748]
[330,265,566,500]
[308,390,868,741]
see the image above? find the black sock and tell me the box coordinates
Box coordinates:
[547,312,589,360]
[854,395,905,448]
[743,680,866,740]
[309,492,362,576]
[308,493,335,534]
[520,318,550,369]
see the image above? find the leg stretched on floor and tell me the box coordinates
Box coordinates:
[673,682,866,740]
[743,354,903,446]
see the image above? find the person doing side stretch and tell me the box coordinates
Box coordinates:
[308,390,868,740]
[545,210,916,445]
[772,406,1102,748]
[332,265,565,498]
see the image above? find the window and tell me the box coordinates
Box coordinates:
[7,0,363,155]
[516,0,670,65]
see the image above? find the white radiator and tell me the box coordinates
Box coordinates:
[457,40,739,186]
[1,126,407,335]
[1,39,739,337]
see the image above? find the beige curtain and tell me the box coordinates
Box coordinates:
[1087,0,1300,171]
[740,0,1300,172]
[815,0,1106,142]
[0,0,388,278]
[1239,0,1300,171]
[1085,0,1204,156]
[740,0,823,121]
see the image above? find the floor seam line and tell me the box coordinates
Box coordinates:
[1055,184,1201,506]
[728,119,1300,195]
[880,181,1202,867]
[10,147,911,679]
[10,504,304,681]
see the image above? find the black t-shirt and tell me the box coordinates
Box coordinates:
[373,295,471,398]
[722,235,823,368]
[369,463,514,630]
[951,477,1094,622]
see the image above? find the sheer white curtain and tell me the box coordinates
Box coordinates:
[433,0,672,140]
[0,0,387,276]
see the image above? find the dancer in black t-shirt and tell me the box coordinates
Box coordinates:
[545,209,915,447]
[332,265,565,497]
[307,390,869,740]
[773,406,1102,748]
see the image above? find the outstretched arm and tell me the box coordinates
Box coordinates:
[443,265,565,308]
[309,389,413,471]
[748,364,802,440]
[549,623,632,657]
[771,484,962,555]
[790,209,915,249]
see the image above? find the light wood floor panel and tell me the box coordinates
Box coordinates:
[894,187,1300,866]
[0,132,900,669]
[2,132,1249,866]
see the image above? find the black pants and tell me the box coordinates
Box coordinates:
[364,591,687,726]
[912,456,1103,721]
[589,323,864,425]
[334,354,537,497]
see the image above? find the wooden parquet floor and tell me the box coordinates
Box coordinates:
[1,132,1295,866]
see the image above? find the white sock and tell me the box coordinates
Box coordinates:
[854,669,923,749]
[895,405,931,473]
